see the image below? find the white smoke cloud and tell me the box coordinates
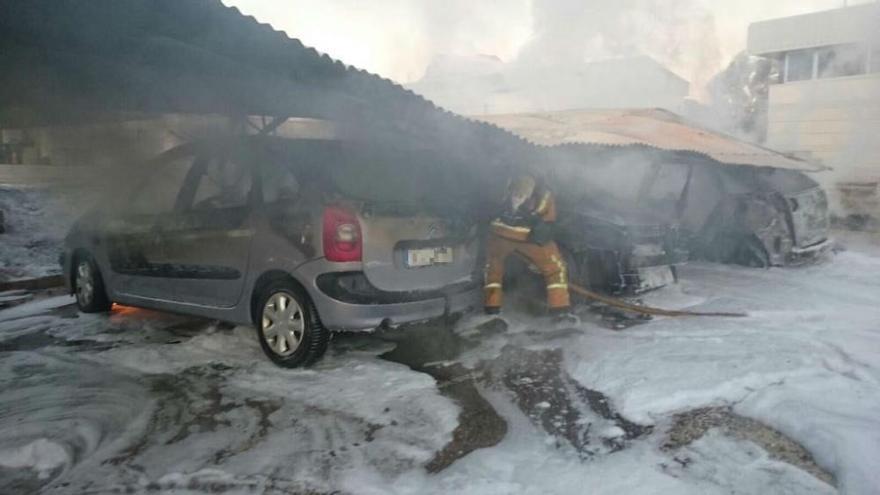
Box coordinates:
[224,0,870,94]
[222,0,531,83]
[514,0,723,98]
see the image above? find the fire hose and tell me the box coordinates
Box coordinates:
[568,283,747,318]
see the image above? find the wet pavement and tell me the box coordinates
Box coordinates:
[372,313,827,486]
[0,290,837,494]
[663,407,834,485]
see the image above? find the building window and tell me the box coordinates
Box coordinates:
[818,44,866,78]
[785,49,814,82]
[782,44,872,82]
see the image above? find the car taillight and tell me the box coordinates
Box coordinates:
[323,206,362,262]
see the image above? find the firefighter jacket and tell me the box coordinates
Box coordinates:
[490,185,557,243]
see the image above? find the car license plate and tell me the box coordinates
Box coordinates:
[407,247,453,267]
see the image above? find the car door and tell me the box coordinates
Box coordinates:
[259,153,318,257]
[159,148,257,307]
[104,148,199,301]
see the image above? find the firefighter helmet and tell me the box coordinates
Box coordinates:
[508,174,536,211]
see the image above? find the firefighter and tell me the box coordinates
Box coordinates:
[484,174,574,321]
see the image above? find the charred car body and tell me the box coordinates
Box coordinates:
[546,145,831,272]
[62,136,483,367]
[690,165,831,267]
[496,190,685,302]
[480,110,832,271]
[520,147,688,296]
[554,196,687,295]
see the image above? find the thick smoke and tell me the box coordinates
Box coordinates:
[515,0,723,99]
[225,0,864,92]
[222,0,531,83]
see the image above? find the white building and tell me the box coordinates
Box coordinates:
[748,2,880,213]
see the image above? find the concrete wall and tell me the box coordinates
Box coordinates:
[766,74,880,181]
[764,73,880,213]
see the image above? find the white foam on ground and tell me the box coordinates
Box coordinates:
[559,239,880,494]
[0,295,74,324]
[1,231,878,494]
[0,186,81,282]
[0,439,70,479]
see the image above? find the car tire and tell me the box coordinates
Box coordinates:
[735,236,771,268]
[254,280,329,368]
[73,253,112,313]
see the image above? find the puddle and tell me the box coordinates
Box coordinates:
[377,321,508,472]
[487,346,652,457]
[376,316,651,470]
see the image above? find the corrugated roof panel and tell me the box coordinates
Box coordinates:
[478,108,827,172]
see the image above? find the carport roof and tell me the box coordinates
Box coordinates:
[0,0,532,170]
[0,1,822,179]
[478,108,827,172]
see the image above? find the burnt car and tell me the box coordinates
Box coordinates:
[554,193,687,295]
[62,136,482,368]
[652,161,832,268]
[520,147,688,296]
[552,145,831,270]
[499,199,684,298]
[539,142,830,297]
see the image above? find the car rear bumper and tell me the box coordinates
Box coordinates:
[311,283,480,332]
[787,238,834,264]
[791,238,833,256]
[299,262,481,332]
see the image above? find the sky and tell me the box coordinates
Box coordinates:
[222,0,869,92]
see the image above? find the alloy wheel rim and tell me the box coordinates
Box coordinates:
[261,292,305,356]
[76,261,94,306]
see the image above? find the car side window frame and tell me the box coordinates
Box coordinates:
[175,149,260,214]
[173,153,211,213]
[256,148,306,209]
[125,148,200,218]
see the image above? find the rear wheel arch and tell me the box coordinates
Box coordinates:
[250,270,329,367]
[738,234,772,268]
[249,270,313,324]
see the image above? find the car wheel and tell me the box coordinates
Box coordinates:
[735,236,770,268]
[255,280,329,368]
[73,253,112,313]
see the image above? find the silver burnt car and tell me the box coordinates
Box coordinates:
[62,137,481,367]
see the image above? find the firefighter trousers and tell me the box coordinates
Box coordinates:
[484,234,571,311]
